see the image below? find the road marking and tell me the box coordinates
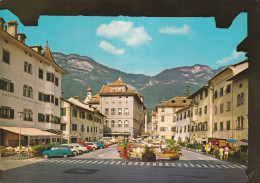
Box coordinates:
[196,164,201,168]
[98,154,105,157]
[128,162,133,165]
[116,161,121,165]
[190,164,195,167]
[221,165,228,168]
[146,162,150,166]
[184,164,188,167]
[87,160,93,163]
[227,165,236,168]
[159,163,163,166]
[202,164,208,168]
[171,163,175,167]
[153,163,156,166]
[215,165,222,168]
[73,160,82,163]
[98,161,104,164]
[233,165,243,169]
[80,160,87,163]
[140,162,144,166]
[92,160,98,164]
[198,157,205,160]
[241,165,246,168]
[177,163,182,167]
[104,161,109,164]
[110,161,115,164]
[134,162,138,166]
[165,163,169,167]
[209,164,215,168]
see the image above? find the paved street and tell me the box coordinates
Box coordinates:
[0,145,247,183]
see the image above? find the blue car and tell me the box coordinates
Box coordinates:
[93,141,105,149]
[42,145,71,158]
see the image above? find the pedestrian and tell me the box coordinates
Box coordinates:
[219,147,224,160]
[122,147,128,164]
[205,143,209,155]
[224,145,229,160]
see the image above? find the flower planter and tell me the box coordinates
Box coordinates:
[142,152,156,162]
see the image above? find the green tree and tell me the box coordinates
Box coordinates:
[184,84,191,96]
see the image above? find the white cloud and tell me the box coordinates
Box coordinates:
[159,25,190,35]
[96,20,151,47]
[217,50,245,64]
[99,41,125,55]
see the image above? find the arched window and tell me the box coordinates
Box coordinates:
[105,120,109,127]
[23,85,27,96]
[118,120,122,127]
[237,94,240,106]
[241,116,244,128]
[28,64,32,74]
[124,120,129,127]
[24,62,28,72]
[28,87,33,98]
[240,93,244,105]
[28,110,33,121]
[23,109,27,120]
[111,120,115,127]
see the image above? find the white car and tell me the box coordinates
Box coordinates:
[71,143,88,153]
[84,142,98,150]
[61,144,80,156]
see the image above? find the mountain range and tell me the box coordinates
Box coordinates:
[53,52,224,112]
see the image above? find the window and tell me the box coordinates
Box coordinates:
[55,77,59,86]
[0,79,14,92]
[61,123,66,131]
[184,126,186,133]
[38,113,45,122]
[124,108,129,115]
[46,72,51,81]
[214,106,217,115]
[79,111,85,119]
[199,108,202,115]
[125,96,128,103]
[200,92,203,100]
[118,120,122,127]
[220,104,224,113]
[111,108,115,115]
[46,94,50,102]
[226,101,231,111]
[198,123,202,131]
[226,121,230,130]
[23,85,27,96]
[184,112,186,119]
[124,120,129,127]
[180,114,182,120]
[111,120,115,127]
[38,68,43,79]
[180,126,182,133]
[23,109,33,121]
[160,127,165,131]
[161,108,165,112]
[214,122,217,131]
[45,114,50,122]
[72,109,77,117]
[226,84,231,93]
[51,73,54,82]
[105,108,109,115]
[161,116,164,122]
[61,108,66,116]
[205,89,208,97]
[187,110,190,117]
[237,93,245,106]
[3,49,10,64]
[24,63,32,74]
[55,98,59,106]
[111,97,116,103]
[220,87,223,97]
[203,122,207,131]
[214,91,218,99]
[105,120,109,127]
[72,124,77,131]
[87,126,89,132]
[28,64,32,74]
[220,122,223,131]
[27,87,33,98]
[195,108,198,115]
[38,92,43,101]
[24,62,28,72]
[171,127,176,132]
[237,116,244,128]
[51,95,54,103]
[0,106,14,119]
[188,125,190,132]
[204,105,207,114]
[118,108,122,115]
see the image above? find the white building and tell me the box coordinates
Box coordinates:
[174,107,191,142]
[0,18,67,146]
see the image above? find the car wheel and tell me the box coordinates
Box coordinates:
[63,153,68,158]
[79,150,83,154]
[72,151,78,156]
[44,154,49,159]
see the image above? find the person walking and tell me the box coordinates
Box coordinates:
[219,147,224,160]
[224,145,229,160]
[122,147,128,164]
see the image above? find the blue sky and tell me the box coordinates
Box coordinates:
[1,10,247,76]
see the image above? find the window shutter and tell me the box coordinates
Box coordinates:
[10,109,14,119]
[10,83,14,92]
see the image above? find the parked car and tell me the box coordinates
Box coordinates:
[84,142,98,150]
[71,143,88,153]
[93,141,105,149]
[78,142,92,151]
[102,137,116,143]
[61,144,81,156]
[100,140,109,147]
[42,145,71,159]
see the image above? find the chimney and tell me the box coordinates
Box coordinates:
[17,33,27,44]
[0,17,6,30]
[7,20,18,38]
[30,46,43,54]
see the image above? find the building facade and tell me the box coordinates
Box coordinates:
[0,18,67,146]
[89,77,145,139]
[174,107,191,142]
[156,96,191,141]
[60,97,105,143]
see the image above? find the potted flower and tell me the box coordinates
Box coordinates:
[142,144,156,162]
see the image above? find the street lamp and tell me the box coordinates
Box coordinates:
[18,111,23,157]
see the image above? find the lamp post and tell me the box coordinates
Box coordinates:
[18,112,23,157]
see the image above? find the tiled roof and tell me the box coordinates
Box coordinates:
[99,84,136,96]
[151,111,156,116]
[42,42,55,63]
[109,77,126,86]
[156,96,191,108]
[88,93,100,104]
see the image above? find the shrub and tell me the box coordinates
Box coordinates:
[214,148,220,158]
[240,152,248,161]
[165,139,176,146]
[32,144,53,153]
[168,144,181,153]
[144,145,155,154]
[179,142,185,147]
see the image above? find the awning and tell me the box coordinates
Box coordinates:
[0,126,59,137]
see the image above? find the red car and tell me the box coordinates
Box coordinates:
[78,142,92,151]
